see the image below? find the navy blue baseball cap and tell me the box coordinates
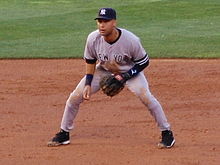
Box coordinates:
[95,8,116,20]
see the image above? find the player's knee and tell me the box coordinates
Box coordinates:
[66,90,83,105]
[139,89,154,106]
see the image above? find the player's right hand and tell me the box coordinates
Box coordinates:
[83,85,91,100]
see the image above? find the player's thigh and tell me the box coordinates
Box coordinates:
[126,72,151,96]
[90,67,111,93]
[71,75,100,98]
[69,67,108,99]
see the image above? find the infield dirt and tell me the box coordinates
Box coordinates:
[0,59,219,165]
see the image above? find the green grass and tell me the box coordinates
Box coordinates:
[0,0,219,58]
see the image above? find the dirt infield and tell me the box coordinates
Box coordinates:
[0,59,219,165]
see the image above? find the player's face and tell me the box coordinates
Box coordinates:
[96,19,117,37]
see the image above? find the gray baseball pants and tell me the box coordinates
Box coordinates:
[60,67,171,132]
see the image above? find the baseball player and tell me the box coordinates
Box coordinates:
[48,8,175,148]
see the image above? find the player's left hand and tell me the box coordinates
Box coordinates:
[83,85,91,100]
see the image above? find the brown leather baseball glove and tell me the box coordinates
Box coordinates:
[99,74,126,97]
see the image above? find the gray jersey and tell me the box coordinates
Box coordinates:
[84,28,149,74]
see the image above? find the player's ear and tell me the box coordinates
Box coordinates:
[113,19,117,27]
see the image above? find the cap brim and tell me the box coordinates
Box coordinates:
[94,16,113,20]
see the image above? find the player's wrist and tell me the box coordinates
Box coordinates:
[121,72,132,81]
[85,74,93,86]
[114,73,130,84]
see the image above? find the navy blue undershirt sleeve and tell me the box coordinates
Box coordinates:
[123,54,149,80]
[85,58,97,64]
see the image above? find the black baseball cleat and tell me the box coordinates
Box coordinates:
[158,130,175,149]
[47,129,70,147]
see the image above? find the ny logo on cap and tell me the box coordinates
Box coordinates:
[100,9,106,15]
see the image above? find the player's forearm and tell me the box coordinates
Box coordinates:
[127,59,149,77]
[85,62,96,86]
[121,54,149,81]
[114,58,149,85]
[86,62,96,75]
